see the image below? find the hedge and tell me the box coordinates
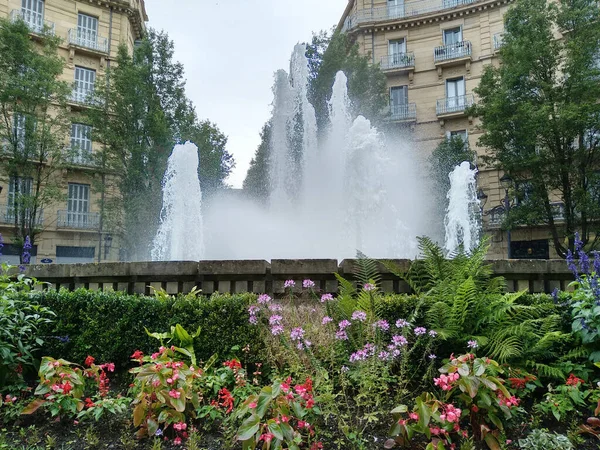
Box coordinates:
[23,289,262,370]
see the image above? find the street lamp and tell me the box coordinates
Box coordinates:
[499,174,513,259]
[477,188,488,210]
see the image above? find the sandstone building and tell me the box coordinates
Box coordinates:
[0,0,147,264]
[339,0,561,259]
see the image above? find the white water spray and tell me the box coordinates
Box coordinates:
[444,161,481,255]
[151,142,204,261]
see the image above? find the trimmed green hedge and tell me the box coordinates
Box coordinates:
[24,289,262,369]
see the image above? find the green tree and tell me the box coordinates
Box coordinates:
[0,18,70,254]
[243,122,271,203]
[184,119,234,197]
[307,31,388,130]
[474,0,600,257]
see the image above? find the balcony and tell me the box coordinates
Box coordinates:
[390,103,417,122]
[57,211,100,230]
[67,151,94,166]
[9,9,55,35]
[380,52,415,73]
[69,89,101,108]
[434,41,472,65]
[487,202,566,228]
[493,33,504,51]
[343,0,479,30]
[68,29,109,54]
[0,205,44,227]
[436,94,475,117]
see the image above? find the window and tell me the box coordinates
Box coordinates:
[446,77,466,109]
[0,243,38,265]
[390,86,409,117]
[388,0,405,18]
[447,130,468,147]
[67,183,90,227]
[21,0,44,32]
[515,180,533,206]
[13,114,26,150]
[77,13,98,47]
[56,246,95,264]
[73,66,96,102]
[389,39,406,60]
[70,123,92,164]
[6,177,33,223]
[443,27,462,45]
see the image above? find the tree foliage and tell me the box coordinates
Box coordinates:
[0,18,70,251]
[474,0,600,257]
[243,122,271,203]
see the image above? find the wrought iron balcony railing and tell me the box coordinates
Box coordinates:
[487,202,566,227]
[343,0,479,30]
[70,88,102,107]
[434,41,472,63]
[380,52,415,71]
[57,211,100,230]
[436,94,475,116]
[10,9,55,35]
[390,103,417,121]
[0,205,44,226]
[68,29,109,53]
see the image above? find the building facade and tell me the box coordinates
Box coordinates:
[0,0,147,264]
[339,0,559,259]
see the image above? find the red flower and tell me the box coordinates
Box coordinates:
[566,374,585,386]
[223,359,242,371]
[169,389,181,399]
[84,355,95,367]
[509,377,527,390]
[62,381,73,395]
[131,350,144,362]
[218,387,235,414]
[84,397,95,408]
[310,443,324,450]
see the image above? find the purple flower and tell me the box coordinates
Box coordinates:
[290,327,305,341]
[271,325,284,336]
[364,343,376,356]
[338,320,351,330]
[428,354,437,360]
[363,283,376,291]
[567,250,578,278]
[428,330,438,337]
[341,366,349,373]
[284,280,295,289]
[249,315,258,325]
[391,335,408,347]
[297,342,305,350]
[580,250,590,275]
[391,348,401,358]
[351,310,367,322]
[593,251,600,275]
[248,305,260,315]
[335,330,348,341]
[349,350,366,362]
[320,293,334,302]
[551,288,559,303]
[303,279,315,289]
[322,316,333,325]
[378,351,390,361]
[269,315,283,326]
[268,303,283,312]
[414,327,426,336]
[575,232,583,253]
[374,320,390,331]
[395,319,411,328]
[304,340,311,348]
[257,294,272,304]
[467,340,479,349]
[155,429,163,436]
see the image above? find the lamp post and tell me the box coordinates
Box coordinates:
[477,188,488,211]
[499,174,513,259]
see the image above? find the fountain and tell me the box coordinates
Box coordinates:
[153,45,437,261]
[151,142,205,261]
[444,161,481,255]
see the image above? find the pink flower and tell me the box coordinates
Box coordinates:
[169,389,181,399]
[173,437,182,445]
[284,280,295,289]
[303,279,315,289]
[167,378,174,384]
[104,363,115,372]
[249,401,257,409]
[152,379,161,387]
[322,316,333,325]
[257,294,271,304]
[320,293,334,302]
[363,283,376,291]
[409,412,419,421]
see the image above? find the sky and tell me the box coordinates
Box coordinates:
[144,0,348,188]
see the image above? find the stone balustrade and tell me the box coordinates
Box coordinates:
[23,259,574,296]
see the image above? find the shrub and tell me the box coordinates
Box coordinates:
[518,429,574,450]
[24,290,262,370]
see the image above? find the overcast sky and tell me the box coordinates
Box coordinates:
[144,0,348,188]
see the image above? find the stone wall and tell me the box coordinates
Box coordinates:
[24,259,574,296]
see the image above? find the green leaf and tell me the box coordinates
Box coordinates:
[391,405,408,414]
[473,359,486,376]
[488,412,504,430]
[268,421,284,440]
[237,415,260,441]
[147,417,159,437]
